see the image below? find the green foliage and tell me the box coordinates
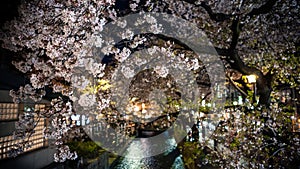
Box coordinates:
[67,141,104,159]
[180,142,205,169]
[229,137,240,150]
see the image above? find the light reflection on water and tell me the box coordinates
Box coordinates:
[112,133,185,169]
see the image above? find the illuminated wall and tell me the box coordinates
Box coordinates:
[0,103,48,160]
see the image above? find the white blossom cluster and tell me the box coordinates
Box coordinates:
[115,47,131,63]
[75,57,106,78]
[78,93,97,108]
[54,145,78,162]
[9,84,46,103]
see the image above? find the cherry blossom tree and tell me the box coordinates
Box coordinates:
[0,0,299,168]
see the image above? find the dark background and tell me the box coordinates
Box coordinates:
[0,0,26,91]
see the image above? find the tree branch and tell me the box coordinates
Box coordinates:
[246,0,278,18]
[226,74,247,97]
[181,0,232,22]
[230,18,241,50]
[197,2,232,22]
[216,47,273,105]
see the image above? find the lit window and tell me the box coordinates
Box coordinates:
[0,103,19,121]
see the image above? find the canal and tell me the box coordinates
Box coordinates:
[110,131,185,169]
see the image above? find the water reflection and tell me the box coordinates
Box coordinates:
[111,133,184,169]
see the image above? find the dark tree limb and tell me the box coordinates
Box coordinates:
[217,48,273,105]
[178,0,278,106]
[230,18,241,50]
[246,0,279,18]
[181,0,232,22]
[196,2,232,22]
[215,0,279,105]
[216,44,273,105]
[226,74,248,97]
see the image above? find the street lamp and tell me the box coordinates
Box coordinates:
[245,75,257,104]
[246,75,257,84]
[292,115,300,132]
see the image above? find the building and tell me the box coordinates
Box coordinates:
[0,46,55,168]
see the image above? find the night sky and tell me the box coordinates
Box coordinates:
[0,0,27,91]
[0,0,20,26]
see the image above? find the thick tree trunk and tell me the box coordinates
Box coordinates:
[256,73,273,105]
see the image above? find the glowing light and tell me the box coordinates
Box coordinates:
[245,75,257,83]
[133,105,140,112]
